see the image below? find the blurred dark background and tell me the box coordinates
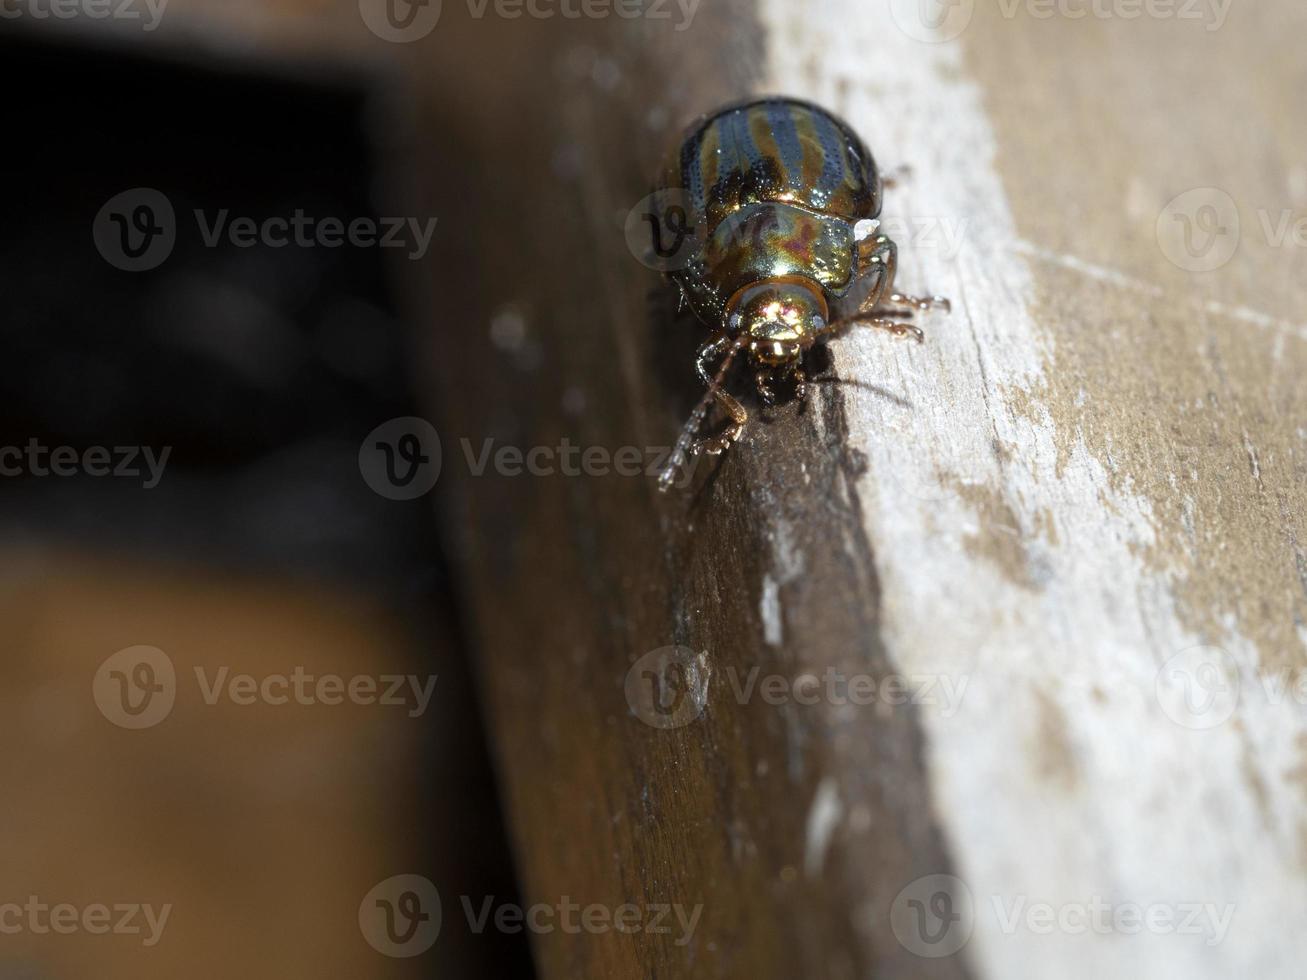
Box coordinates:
[0,19,532,980]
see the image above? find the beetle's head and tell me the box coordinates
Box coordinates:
[728,278,829,368]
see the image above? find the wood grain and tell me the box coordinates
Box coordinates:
[403,1,1307,977]
[760,4,1306,978]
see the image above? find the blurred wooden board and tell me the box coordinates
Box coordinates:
[0,552,488,980]
[2,13,534,980]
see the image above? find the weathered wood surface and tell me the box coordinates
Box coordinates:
[407,1,1306,978]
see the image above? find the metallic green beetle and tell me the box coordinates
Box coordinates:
[651,96,949,490]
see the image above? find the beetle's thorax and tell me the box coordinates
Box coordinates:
[726,276,829,367]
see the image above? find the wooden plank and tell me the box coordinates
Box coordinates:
[0,554,458,980]
[406,1,1307,977]
[820,5,1306,978]
[409,7,970,979]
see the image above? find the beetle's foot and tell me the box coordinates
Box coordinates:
[756,372,778,407]
[691,384,748,454]
[840,315,925,344]
[793,367,808,401]
[888,292,951,315]
[692,422,744,457]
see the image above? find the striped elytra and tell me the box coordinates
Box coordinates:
[667,97,881,240]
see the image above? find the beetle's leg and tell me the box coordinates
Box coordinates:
[793,365,808,401]
[755,371,778,407]
[695,339,746,442]
[657,334,748,490]
[853,315,925,344]
[884,292,952,315]
[695,332,733,387]
[819,314,924,345]
[856,233,896,278]
[689,333,746,455]
[693,390,748,455]
[692,408,746,455]
[857,235,951,319]
[856,235,898,312]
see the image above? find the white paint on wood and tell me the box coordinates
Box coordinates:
[805,776,842,877]
[761,574,784,646]
[758,1,1306,977]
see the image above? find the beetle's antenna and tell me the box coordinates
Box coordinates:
[657,338,744,493]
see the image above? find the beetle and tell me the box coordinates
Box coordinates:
[649,96,950,491]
